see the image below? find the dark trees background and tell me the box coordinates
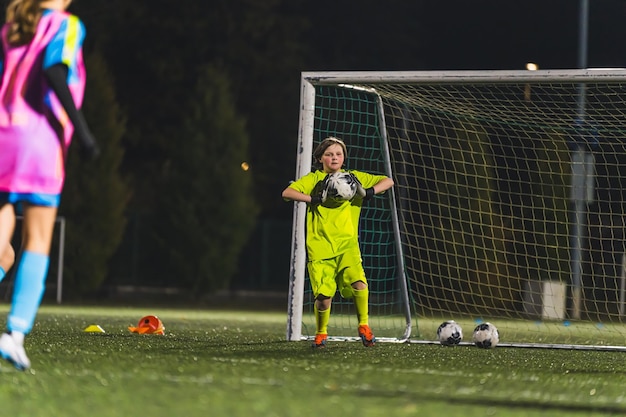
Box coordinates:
[154,65,257,293]
[61,51,129,298]
[44,1,626,297]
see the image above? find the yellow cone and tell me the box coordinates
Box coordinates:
[84,324,105,333]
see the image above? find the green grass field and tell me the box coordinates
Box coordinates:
[1,304,626,417]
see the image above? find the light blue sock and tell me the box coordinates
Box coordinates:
[0,266,5,282]
[7,251,49,334]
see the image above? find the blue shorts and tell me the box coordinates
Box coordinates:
[0,192,60,211]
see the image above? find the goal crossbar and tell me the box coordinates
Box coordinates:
[303,69,626,85]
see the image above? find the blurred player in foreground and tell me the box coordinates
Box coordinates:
[282,137,394,348]
[0,0,98,370]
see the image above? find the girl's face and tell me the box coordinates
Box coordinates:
[319,143,345,173]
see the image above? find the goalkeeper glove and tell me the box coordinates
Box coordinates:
[310,174,331,205]
[349,173,375,201]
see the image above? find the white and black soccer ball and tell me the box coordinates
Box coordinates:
[326,172,357,201]
[436,320,463,346]
[472,322,499,349]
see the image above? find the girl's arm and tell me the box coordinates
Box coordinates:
[353,174,395,200]
[282,186,315,204]
[371,177,394,195]
[45,63,99,159]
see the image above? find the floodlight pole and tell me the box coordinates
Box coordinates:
[570,0,592,320]
[578,0,589,75]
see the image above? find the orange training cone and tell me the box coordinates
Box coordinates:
[128,315,165,335]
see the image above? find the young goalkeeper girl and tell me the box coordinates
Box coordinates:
[281,136,394,348]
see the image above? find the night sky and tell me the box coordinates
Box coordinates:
[305,1,626,71]
[423,1,626,71]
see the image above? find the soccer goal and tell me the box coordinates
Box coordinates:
[287,69,626,349]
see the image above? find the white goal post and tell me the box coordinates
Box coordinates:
[287,69,626,349]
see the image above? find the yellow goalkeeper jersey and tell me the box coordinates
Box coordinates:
[288,169,387,261]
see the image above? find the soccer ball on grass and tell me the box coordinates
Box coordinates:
[326,172,358,201]
[436,320,463,346]
[472,322,499,348]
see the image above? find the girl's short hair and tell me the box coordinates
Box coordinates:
[312,136,348,168]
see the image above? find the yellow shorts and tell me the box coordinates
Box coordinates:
[307,247,367,299]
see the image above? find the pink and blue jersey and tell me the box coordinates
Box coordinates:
[0,9,86,203]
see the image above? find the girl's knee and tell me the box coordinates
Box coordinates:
[351,280,367,290]
[0,244,15,271]
[315,295,332,310]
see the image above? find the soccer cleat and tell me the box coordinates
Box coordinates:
[312,333,328,348]
[358,324,376,347]
[0,333,30,370]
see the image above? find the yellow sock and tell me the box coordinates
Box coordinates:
[354,288,369,326]
[314,304,331,334]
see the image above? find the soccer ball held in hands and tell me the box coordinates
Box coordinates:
[326,172,358,201]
